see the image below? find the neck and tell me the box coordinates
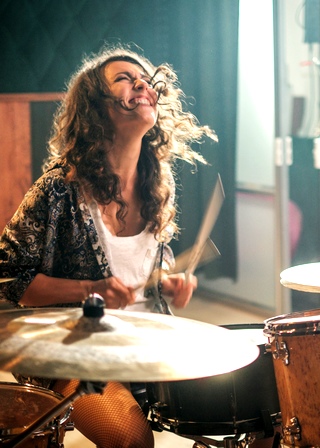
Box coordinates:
[105,138,142,188]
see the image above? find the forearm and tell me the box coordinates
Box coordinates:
[19,273,93,307]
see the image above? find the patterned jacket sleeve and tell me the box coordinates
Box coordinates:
[0,175,51,305]
[0,168,101,306]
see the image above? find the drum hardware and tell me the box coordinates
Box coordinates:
[176,432,257,448]
[193,429,282,448]
[148,402,178,433]
[282,417,301,446]
[265,341,289,365]
[149,402,280,441]
[260,409,279,439]
[189,429,282,448]
[44,405,74,448]
[192,442,212,448]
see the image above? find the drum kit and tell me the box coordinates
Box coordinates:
[0,263,320,448]
[0,171,320,448]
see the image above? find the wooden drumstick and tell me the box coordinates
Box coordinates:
[184,174,225,283]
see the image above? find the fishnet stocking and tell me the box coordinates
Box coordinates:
[52,379,154,448]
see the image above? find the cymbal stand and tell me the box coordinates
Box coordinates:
[190,410,281,448]
[181,433,251,448]
[184,429,281,448]
[1,380,106,448]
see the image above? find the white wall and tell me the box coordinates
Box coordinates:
[236,0,275,189]
[199,192,276,311]
[199,0,319,312]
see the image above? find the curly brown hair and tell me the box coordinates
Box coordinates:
[46,43,217,241]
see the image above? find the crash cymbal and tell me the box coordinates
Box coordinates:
[280,262,320,293]
[0,302,259,382]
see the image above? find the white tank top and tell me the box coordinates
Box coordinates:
[87,198,159,311]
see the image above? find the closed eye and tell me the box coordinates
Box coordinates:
[115,74,131,82]
[114,72,153,86]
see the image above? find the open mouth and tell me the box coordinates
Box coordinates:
[129,97,152,106]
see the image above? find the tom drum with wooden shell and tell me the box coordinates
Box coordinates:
[264,309,320,447]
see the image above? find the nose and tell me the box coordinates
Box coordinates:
[133,78,151,90]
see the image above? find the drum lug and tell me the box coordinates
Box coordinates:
[265,342,272,352]
[283,416,301,444]
[59,405,74,426]
[272,340,289,365]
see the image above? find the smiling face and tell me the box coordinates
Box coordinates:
[104,60,158,135]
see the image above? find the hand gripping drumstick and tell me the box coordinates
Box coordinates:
[184,173,225,283]
[134,237,221,295]
[134,175,224,295]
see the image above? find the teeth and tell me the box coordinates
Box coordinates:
[133,98,150,105]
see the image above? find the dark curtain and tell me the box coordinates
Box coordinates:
[0,0,239,280]
[163,1,239,282]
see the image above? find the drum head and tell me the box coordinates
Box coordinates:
[222,323,267,346]
[0,382,62,434]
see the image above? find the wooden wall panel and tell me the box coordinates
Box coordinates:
[0,101,32,232]
[0,93,63,233]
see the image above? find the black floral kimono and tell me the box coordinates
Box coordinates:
[0,164,174,313]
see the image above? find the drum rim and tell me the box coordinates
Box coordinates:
[264,308,320,336]
[222,323,264,330]
[150,406,281,436]
[0,381,63,400]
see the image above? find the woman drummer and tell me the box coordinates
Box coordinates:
[0,43,217,447]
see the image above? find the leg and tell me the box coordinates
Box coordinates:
[52,379,154,448]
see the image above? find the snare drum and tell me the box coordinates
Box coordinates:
[0,382,71,448]
[264,309,320,447]
[147,323,280,437]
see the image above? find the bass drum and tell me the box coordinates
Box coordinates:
[147,323,280,436]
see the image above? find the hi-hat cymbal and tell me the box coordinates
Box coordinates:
[280,262,320,293]
[0,307,259,382]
